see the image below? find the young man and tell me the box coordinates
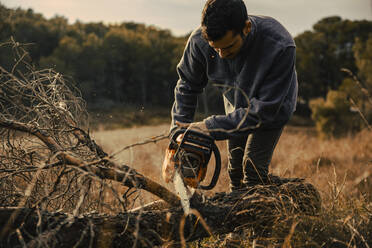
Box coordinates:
[168,0,298,191]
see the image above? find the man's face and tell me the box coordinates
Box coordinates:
[208,30,245,59]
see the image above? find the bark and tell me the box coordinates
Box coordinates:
[0,181,321,248]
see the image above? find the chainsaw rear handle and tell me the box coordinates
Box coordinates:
[200,141,221,190]
[170,128,221,190]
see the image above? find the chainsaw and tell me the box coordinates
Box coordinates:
[164,128,221,213]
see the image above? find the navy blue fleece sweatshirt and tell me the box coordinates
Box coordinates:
[171,15,298,140]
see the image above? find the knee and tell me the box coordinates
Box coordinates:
[243,150,272,169]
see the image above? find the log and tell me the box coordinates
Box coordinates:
[0,181,321,248]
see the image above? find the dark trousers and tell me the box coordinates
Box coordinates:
[227,127,284,190]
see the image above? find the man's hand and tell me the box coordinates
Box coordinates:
[175,121,209,135]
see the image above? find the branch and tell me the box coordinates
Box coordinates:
[0,119,180,207]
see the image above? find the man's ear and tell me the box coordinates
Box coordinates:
[242,20,251,36]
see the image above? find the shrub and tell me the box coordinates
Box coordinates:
[309,90,362,138]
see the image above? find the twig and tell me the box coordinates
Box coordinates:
[349,98,372,131]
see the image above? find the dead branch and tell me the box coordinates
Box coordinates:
[0,118,179,207]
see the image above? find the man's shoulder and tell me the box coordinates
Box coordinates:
[188,27,203,40]
[250,15,295,47]
[187,27,209,50]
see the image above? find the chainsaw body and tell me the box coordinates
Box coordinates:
[168,128,221,190]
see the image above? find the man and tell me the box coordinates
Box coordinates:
[167,0,298,191]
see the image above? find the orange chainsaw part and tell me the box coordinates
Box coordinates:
[162,148,176,184]
[163,145,207,188]
[163,128,221,190]
[183,164,207,188]
[176,142,208,188]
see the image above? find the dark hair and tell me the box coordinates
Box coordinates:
[201,0,248,41]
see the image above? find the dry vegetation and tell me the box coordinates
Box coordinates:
[0,41,371,247]
[91,124,372,247]
[93,124,372,201]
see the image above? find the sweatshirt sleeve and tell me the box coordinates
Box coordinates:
[204,46,297,140]
[171,35,208,130]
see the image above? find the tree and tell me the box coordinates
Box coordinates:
[309,34,372,138]
[295,17,372,115]
[101,27,136,104]
[310,90,361,138]
[353,35,372,93]
[40,36,82,78]
[74,33,106,105]
[0,3,185,110]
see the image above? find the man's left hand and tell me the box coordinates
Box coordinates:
[176,121,209,135]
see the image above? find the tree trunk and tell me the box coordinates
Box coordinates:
[0,181,321,248]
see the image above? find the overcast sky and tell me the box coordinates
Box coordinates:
[2,0,372,37]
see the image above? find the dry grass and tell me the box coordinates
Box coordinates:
[273,126,372,203]
[92,124,371,202]
[89,107,171,130]
[91,125,171,205]
[91,123,234,205]
[92,124,372,247]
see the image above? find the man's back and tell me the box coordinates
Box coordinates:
[174,15,298,140]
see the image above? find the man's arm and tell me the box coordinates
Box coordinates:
[204,46,298,140]
[171,33,208,130]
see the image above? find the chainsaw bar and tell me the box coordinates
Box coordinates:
[173,169,193,214]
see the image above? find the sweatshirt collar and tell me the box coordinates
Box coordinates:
[236,16,257,59]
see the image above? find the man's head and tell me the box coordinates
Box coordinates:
[201,0,251,59]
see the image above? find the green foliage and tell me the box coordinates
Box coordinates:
[308,33,372,138]
[0,3,185,111]
[2,2,372,118]
[0,6,63,63]
[310,91,362,138]
[295,16,372,114]
[353,35,372,93]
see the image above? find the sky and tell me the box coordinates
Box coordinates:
[2,0,372,37]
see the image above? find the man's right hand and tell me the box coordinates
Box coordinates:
[162,148,176,183]
[162,130,186,183]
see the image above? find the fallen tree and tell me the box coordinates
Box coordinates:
[0,40,322,247]
[0,181,321,247]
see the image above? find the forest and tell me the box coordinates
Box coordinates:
[1,3,372,123]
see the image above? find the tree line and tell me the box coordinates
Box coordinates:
[1,4,372,120]
[0,4,186,110]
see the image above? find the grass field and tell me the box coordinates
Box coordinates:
[91,123,372,247]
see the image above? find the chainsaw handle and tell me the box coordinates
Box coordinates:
[170,127,221,190]
[171,128,211,145]
[199,142,221,190]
